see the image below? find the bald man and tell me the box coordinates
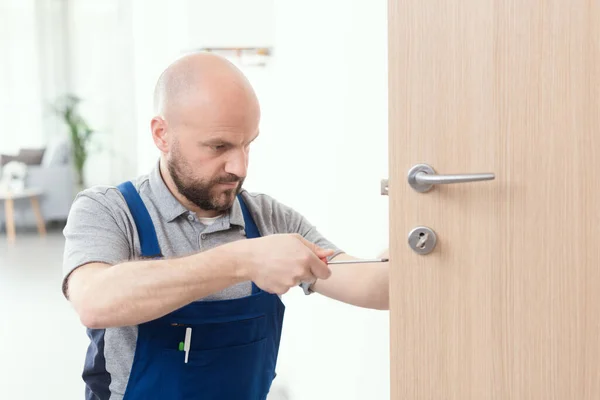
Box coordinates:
[62,52,389,400]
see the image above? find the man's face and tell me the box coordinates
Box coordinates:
[167,137,248,212]
[164,95,260,212]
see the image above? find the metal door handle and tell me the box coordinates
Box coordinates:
[408,164,495,192]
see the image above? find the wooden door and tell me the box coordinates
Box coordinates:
[388,0,600,398]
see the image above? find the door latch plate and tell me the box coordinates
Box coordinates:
[381,179,389,196]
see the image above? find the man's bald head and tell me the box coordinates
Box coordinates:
[153,52,259,122]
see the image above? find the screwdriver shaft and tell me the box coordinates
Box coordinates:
[327,258,389,265]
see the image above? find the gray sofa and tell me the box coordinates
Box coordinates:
[0,139,76,229]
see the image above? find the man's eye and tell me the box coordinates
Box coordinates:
[211,144,226,151]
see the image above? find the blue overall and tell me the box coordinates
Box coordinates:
[116,181,285,400]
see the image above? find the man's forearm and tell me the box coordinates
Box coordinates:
[313,252,390,310]
[69,243,248,329]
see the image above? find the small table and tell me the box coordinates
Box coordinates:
[0,188,47,243]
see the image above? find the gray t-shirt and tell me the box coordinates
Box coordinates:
[62,162,343,399]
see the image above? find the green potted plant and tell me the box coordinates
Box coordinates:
[53,94,95,190]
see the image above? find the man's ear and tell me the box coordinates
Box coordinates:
[151,116,169,153]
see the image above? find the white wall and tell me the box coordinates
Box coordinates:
[263,2,390,399]
[0,0,47,154]
[132,1,390,399]
[67,0,138,186]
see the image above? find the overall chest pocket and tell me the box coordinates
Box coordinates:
[161,338,269,400]
[166,314,267,351]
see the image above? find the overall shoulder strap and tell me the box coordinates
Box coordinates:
[236,193,261,239]
[117,181,162,258]
[236,193,262,294]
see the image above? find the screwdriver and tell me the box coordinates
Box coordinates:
[325,258,389,265]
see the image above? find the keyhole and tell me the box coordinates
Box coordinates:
[416,232,429,249]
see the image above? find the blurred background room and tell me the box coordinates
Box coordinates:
[0,0,389,399]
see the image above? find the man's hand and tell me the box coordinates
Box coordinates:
[237,234,334,295]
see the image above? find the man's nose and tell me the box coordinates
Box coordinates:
[224,149,248,178]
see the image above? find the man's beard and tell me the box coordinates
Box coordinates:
[167,156,244,212]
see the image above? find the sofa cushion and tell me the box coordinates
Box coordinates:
[17,148,46,165]
[0,154,20,166]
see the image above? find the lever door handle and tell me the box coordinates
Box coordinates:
[408,164,495,192]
